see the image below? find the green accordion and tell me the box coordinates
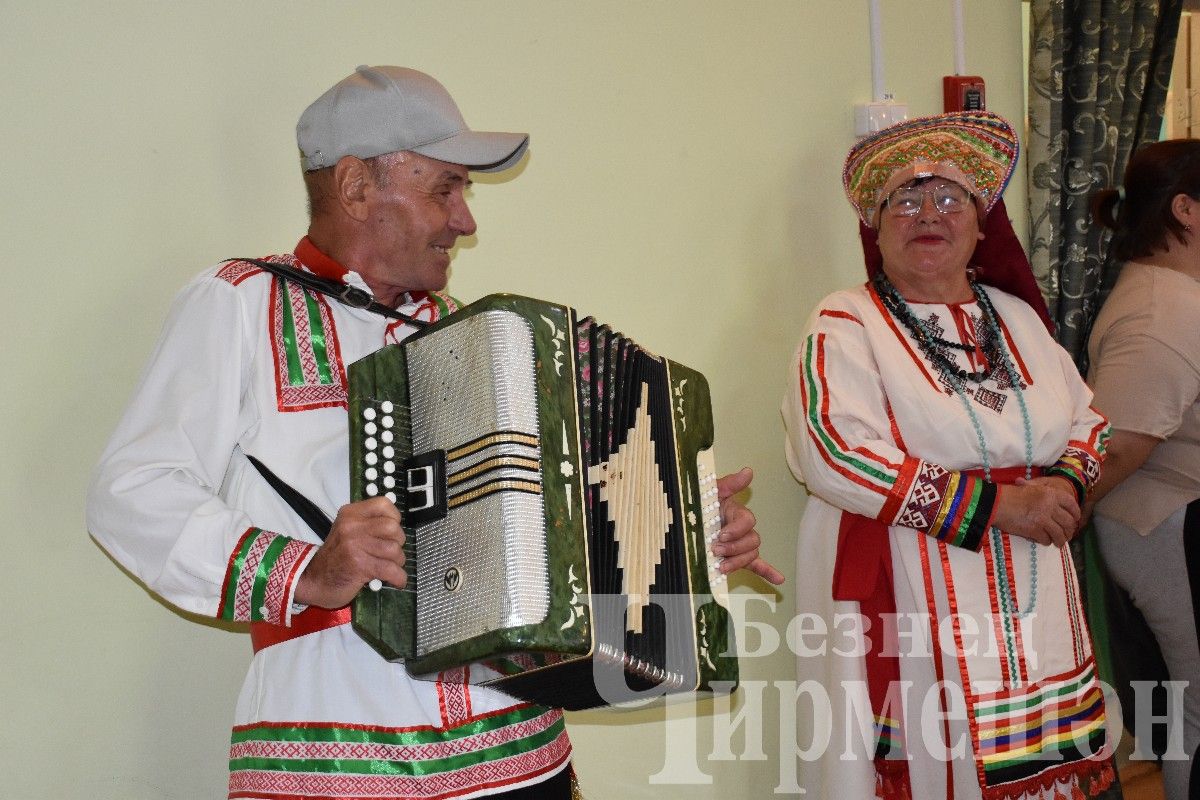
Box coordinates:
[348,294,738,710]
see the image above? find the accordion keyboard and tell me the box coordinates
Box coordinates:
[695,447,729,608]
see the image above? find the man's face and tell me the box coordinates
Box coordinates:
[361,151,476,298]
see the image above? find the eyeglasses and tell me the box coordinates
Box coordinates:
[883,181,973,217]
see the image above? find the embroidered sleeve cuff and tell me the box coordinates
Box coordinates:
[1049,444,1102,504]
[891,462,996,552]
[1046,466,1086,506]
[284,546,319,626]
[217,528,317,625]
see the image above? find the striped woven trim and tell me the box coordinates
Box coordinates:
[427,292,459,318]
[217,528,314,624]
[800,333,915,517]
[271,273,348,412]
[1049,419,1109,497]
[985,530,1029,687]
[893,463,995,550]
[228,707,569,800]
[799,314,995,546]
[874,713,904,758]
[931,473,995,550]
[972,660,1107,787]
[215,259,265,286]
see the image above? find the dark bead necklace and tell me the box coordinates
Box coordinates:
[872,273,1001,384]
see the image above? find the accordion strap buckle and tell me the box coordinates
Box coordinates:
[339,284,374,309]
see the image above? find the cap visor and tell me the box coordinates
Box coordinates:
[412,131,529,173]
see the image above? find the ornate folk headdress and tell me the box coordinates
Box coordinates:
[843,110,1019,229]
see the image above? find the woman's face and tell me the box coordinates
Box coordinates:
[876,179,984,301]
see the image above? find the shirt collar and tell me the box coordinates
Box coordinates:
[294,236,349,281]
[293,236,430,309]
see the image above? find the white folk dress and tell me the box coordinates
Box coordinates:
[782,282,1113,800]
[87,241,570,800]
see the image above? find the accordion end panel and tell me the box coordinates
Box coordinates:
[666,361,740,697]
[347,296,596,677]
[449,298,598,684]
[403,300,595,678]
[348,343,416,663]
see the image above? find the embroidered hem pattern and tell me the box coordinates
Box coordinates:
[969,659,1110,799]
[227,707,570,800]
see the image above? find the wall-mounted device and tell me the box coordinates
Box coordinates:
[943,75,986,112]
[856,0,909,138]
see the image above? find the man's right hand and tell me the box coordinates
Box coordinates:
[293,497,407,608]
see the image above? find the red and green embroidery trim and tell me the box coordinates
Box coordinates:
[228,706,570,799]
[218,528,313,624]
[270,273,349,412]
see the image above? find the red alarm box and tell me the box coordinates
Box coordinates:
[943,76,986,112]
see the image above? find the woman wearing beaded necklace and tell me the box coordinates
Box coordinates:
[1085,139,1200,800]
[782,112,1115,800]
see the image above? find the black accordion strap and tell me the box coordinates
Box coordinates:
[226,257,431,328]
[246,454,333,541]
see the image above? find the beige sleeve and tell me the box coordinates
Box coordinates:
[1089,332,1200,440]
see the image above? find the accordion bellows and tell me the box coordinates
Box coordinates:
[348,294,738,710]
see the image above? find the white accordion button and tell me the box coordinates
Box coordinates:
[383,475,396,489]
[363,407,376,421]
[382,416,394,429]
[364,422,378,436]
[366,483,379,496]
[383,461,396,474]
[381,401,394,413]
[364,467,378,481]
[365,437,377,450]
[382,431,394,443]
[365,452,378,466]
[385,491,397,503]
[383,446,395,459]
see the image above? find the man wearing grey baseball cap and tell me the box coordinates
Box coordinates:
[88,65,776,800]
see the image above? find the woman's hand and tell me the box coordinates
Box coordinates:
[990,476,1081,548]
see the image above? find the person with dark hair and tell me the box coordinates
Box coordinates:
[1086,138,1200,800]
[783,112,1115,800]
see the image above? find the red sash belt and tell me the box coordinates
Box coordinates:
[250,605,353,653]
[831,465,1040,799]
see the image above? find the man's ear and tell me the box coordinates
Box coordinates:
[333,156,371,222]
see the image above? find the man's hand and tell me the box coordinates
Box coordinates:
[712,467,785,585]
[294,497,407,608]
[991,476,1081,549]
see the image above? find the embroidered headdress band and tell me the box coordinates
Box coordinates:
[843,110,1019,228]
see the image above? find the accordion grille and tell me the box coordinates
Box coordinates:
[403,310,550,656]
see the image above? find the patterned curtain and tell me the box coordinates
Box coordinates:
[1027,0,1182,368]
[1028,6,1184,789]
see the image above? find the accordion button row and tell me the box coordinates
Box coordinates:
[362,404,401,504]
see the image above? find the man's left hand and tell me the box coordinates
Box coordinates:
[712,467,785,585]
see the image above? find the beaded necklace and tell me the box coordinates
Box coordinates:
[875,273,1040,617]
[874,274,1002,382]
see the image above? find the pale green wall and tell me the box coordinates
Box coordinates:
[0,1,1025,796]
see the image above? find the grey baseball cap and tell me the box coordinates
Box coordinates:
[297,65,529,172]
